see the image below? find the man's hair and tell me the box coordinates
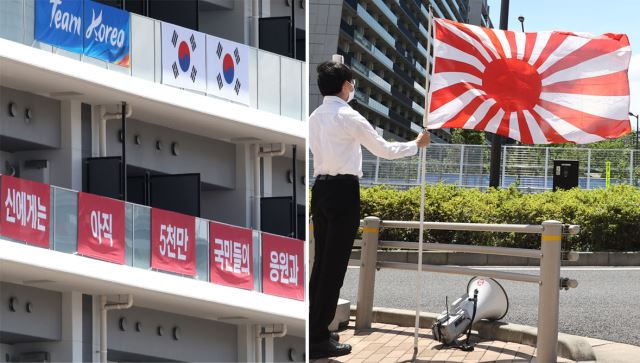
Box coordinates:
[317,61,354,96]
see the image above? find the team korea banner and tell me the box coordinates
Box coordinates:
[206,35,250,105]
[209,222,253,290]
[151,208,196,276]
[35,0,83,53]
[261,232,304,300]
[77,192,125,264]
[161,22,206,92]
[83,0,130,66]
[0,175,50,248]
[426,18,632,144]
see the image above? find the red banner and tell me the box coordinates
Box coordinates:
[209,221,254,290]
[261,232,304,300]
[0,175,50,248]
[151,208,196,276]
[77,192,125,264]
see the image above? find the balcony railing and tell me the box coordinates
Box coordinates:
[357,4,397,48]
[1,176,305,301]
[0,0,304,121]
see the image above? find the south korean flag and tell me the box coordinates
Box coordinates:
[161,22,206,92]
[206,34,250,106]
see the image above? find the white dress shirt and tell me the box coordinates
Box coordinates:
[310,96,418,178]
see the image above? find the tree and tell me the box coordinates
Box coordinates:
[450,129,486,145]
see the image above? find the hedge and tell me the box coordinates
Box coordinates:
[357,184,640,251]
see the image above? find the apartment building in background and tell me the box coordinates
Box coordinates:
[309,0,493,143]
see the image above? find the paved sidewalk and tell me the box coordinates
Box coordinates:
[311,318,575,363]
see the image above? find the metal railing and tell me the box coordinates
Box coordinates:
[309,216,580,361]
[310,144,640,191]
[1,180,305,301]
[0,0,305,121]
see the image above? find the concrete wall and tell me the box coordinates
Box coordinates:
[0,282,62,342]
[202,144,254,227]
[106,306,237,362]
[105,118,236,189]
[271,156,306,206]
[0,86,61,149]
[274,334,306,362]
[199,1,251,44]
[7,99,84,190]
[309,0,343,112]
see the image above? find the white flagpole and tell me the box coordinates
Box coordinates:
[413,5,434,357]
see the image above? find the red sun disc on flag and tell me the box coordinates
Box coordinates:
[426,18,632,144]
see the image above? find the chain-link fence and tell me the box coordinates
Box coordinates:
[310,144,640,192]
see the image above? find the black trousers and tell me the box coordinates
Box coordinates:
[309,177,360,343]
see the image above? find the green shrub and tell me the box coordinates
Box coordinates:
[357,184,640,251]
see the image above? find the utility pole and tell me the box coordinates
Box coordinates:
[489,0,510,188]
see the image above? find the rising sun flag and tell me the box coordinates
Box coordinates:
[425,18,632,144]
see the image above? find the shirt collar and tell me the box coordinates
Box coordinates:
[323,95,348,106]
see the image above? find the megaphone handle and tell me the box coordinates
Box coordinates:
[464,290,480,348]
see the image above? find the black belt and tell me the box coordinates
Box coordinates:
[315,174,358,181]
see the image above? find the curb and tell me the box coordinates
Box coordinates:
[348,305,597,362]
[350,250,640,266]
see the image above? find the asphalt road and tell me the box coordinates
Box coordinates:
[339,266,640,346]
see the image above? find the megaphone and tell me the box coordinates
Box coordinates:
[432,277,509,349]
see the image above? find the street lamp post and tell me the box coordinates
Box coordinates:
[630,112,639,149]
[518,16,525,31]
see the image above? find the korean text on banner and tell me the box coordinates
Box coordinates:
[83,0,130,66]
[151,208,196,276]
[261,232,304,300]
[0,175,50,248]
[77,192,125,264]
[206,35,250,105]
[210,221,253,290]
[161,22,207,92]
[35,0,83,53]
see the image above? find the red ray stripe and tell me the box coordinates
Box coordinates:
[542,71,630,96]
[532,32,570,69]
[505,31,518,58]
[523,32,537,62]
[472,103,501,131]
[434,58,485,79]
[496,111,512,139]
[528,108,570,144]
[482,28,507,59]
[537,99,631,138]
[540,37,629,79]
[435,22,490,66]
[517,111,533,144]
[441,96,485,129]
[430,83,481,112]
[440,19,498,61]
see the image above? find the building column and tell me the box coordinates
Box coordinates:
[236,324,258,362]
[262,156,273,197]
[58,99,83,190]
[60,291,84,362]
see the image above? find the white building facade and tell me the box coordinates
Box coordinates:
[0,0,306,361]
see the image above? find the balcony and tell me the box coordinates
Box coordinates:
[0,176,305,302]
[356,4,397,48]
[0,0,305,121]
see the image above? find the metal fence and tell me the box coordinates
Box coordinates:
[310,144,640,191]
[309,217,581,362]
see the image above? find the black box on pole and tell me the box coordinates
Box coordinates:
[552,160,579,191]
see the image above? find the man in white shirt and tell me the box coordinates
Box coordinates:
[309,60,430,359]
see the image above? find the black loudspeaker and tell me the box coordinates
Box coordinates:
[553,160,579,191]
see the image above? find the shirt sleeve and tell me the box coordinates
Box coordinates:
[345,110,419,160]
